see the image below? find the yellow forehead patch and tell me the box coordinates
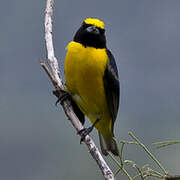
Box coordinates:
[84,18,104,29]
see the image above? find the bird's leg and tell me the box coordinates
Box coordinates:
[53,89,70,105]
[78,118,100,143]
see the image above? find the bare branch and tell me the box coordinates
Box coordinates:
[165,175,180,180]
[42,0,115,179]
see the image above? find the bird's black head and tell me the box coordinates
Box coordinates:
[73,18,106,49]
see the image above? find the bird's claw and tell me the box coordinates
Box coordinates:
[53,90,70,106]
[78,127,93,143]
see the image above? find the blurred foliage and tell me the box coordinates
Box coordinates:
[108,132,180,180]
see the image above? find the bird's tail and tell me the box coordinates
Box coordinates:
[98,132,119,156]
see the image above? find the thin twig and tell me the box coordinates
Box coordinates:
[128,132,168,175]
[40,60,59,89]
[133,164,144,180]
[152,141,180,149]
[120,142,125,166]
[108,152,133,180]
[42,0,115,179]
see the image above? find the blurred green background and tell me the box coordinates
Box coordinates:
[1,0,180,179]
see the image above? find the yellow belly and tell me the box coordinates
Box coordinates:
[65,41,112,135]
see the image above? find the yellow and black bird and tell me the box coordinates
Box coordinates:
[64,18,120,156]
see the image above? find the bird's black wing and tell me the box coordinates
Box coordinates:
[103,49,120,132]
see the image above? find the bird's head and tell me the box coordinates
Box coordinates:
[73,18,106,48]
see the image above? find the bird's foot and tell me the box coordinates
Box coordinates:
[78,126,94,143]
[53,89,70,105]
[78,118,100,143]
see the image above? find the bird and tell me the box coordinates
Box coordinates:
[64,18,120,156]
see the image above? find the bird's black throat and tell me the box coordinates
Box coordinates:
[73,23,106,49]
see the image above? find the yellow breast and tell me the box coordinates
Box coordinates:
[65,41,109,118]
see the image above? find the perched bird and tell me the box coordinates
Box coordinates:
[64,18,120,156]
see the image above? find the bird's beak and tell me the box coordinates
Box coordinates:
[86,26,100,35]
